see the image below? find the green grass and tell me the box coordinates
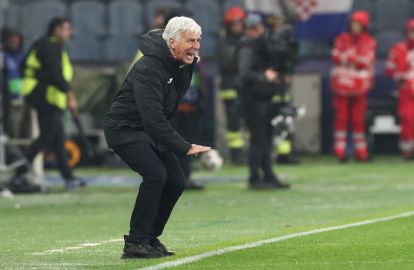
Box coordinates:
[0,156,413,269]
[183,216,414,270]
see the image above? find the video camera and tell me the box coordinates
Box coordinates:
[271,104,306,144]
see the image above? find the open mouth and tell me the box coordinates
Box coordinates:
[186,51,198,57]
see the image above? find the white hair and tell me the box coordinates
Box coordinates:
[162,16,202,43]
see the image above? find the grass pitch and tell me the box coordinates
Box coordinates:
[0,156,413,269]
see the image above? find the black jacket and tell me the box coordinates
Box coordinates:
[237,36,276,102]
[22,37,71,109]
[266,24,298,75]
[103,30,195,155]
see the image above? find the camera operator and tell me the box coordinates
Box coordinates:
[237,13,290,189]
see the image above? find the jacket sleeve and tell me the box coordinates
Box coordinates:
[238,46,267,84]
[132,66,192,155]
[355,38,376,70]
[386,45,405,80]
[238,46,278,97]
[41,42,71,92]
[331,34,356,66]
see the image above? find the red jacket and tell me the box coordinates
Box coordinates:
[386,40,414,97]
[331,32,376,96]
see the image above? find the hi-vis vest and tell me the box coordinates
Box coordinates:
[22,37,73,109]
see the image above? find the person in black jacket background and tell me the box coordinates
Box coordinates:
[103,17,210,259]
[237,14,290,190]
[10,17,84,191]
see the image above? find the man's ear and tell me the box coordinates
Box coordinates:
[169,38,176,50]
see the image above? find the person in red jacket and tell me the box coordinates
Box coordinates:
[386,19,414,159]
[331,11,376,162]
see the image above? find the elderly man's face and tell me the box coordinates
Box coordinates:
[169,31,201,64]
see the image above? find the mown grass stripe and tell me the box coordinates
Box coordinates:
[138,211,414,270]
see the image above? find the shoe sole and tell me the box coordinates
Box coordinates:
[164,251,176,256]
[121,253,165,259]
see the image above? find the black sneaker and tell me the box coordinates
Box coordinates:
[65,178,87,191]
[248,181,277,190]
[121,236,164,259]
[264,175,291,189]
[149,238,175,256]
[9,175,44,193]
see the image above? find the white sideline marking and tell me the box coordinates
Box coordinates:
[138,211,414,270]
[32,239,123,255]
[79,243,100,247]
[31,211,414,262]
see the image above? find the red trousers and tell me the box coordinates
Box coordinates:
[333,94,368,160]
[398,90,414,157]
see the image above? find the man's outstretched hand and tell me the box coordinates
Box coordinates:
[187,144,211,156]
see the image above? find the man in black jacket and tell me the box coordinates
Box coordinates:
[104,17,210,259]
[237,14,290,190]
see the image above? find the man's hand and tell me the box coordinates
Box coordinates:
[264,68,280,84]
[67,91,78,115]
[187,144,211,156]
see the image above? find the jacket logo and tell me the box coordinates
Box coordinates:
[167,78,173,84]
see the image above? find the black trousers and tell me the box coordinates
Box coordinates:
[245,102,275,181]
[16,107,73,180]
[112,140,186,240]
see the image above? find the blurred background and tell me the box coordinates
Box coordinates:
[1,2,414,267]
[1,0,413,176]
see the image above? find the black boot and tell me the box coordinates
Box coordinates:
[64,177,87,191]
[264,175,291,189]
[121,236,164,259]
[9,175,44,193]
[149,238,175,256]
[248,176,276,190]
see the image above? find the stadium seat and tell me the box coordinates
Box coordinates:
[21,0,67,46]
[376,31,404,57]
[70,1,106,37]
[145,0,182,25]
[109,0,144,37]
[104,37,138,62]
[3,3,21,29]
[68,37,103,61]
[186,0,220,34]
[351,0,374,12]
[374,0,411,31]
